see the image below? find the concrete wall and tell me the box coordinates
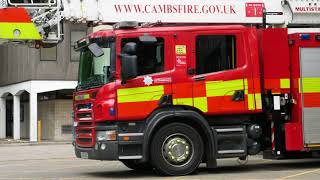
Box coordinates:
[54,100,73,141]
[37,99,73,141]
[38,100,56,140]
[20,102,29,139]
[0,22,87,86]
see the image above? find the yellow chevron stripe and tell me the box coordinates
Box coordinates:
[0,22,41,40]
[206,79,245,97]
[301,78,320,93]
[173,98,193,106]
[194,97,208,112]
[248,94,255,110]
[117,85,164,103]
[280,78,290,89]
[255,93,262,110]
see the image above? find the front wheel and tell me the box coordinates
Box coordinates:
[150,123,204,176]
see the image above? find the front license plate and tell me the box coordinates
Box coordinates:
[80,152,88,159]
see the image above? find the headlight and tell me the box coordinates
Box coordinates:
[96,130,117,141]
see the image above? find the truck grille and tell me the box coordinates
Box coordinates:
[76,128,95,147]
[75,102,95,147]
[77,112,92,121]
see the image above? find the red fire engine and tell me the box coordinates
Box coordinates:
[1,0,320,176]
[71,0,320,176]
[73,22,320,175]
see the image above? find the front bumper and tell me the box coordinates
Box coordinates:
[75,141,119,160]
[75,122,145,161]
[76,131,146,160]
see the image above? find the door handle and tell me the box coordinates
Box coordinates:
[232,90,245,101]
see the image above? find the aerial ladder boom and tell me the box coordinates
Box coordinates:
[0,0,319,46]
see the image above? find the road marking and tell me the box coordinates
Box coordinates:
[277,168,320,179]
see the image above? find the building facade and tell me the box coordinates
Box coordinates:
[0,22,87,141]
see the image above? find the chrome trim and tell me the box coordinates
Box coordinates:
[77,108,91,112]
[215,128,244,133]
[218,150,245,154]
[78,117,92,121]
[118,133,144,137]
[118,155,142,160]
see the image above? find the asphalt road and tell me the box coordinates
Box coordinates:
[1,144,320,180]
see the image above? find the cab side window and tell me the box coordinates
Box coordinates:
[121,38,164,76]
[196,35,236,75]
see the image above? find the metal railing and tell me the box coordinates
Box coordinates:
[8,0,57,7]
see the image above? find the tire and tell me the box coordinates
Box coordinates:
[121,160,152,171]
[150,123,204,176]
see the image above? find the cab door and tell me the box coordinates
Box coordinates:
[191,29,254,115]
[116,33,173,120]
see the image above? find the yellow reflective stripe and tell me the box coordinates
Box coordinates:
[280,78,290,89]
[118,92,163,103]
[173,98,193,106]
[299,79,301,93]
[194,97,208,112]
[244,79,248,94]
[206,79,244,97]
[0,22,41,40]
[301,77,320,93]
[255,93,262,110]
[248,94,255,110]
[118,85,164,96]
[117,85,164,103]
[75,94,90,101]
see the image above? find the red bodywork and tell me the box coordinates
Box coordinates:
[74,25,320,153]
[0,8,31,23]
[285,33,320,151]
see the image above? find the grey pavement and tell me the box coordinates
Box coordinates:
[0,139,71,146]
[1,144,320,179]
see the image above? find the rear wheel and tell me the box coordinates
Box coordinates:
[121,160,152,171]
[150,123,204,176]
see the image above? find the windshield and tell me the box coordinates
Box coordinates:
[78,42,115,90]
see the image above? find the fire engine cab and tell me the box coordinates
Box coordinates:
[71,0,320,176]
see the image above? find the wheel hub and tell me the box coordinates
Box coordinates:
[163,135,192,165]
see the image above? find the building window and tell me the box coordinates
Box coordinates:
[71,31,86,61]
[61,125,73,134]
[196,35,236,75]
[121,37,164,76]
[40,46,57,61]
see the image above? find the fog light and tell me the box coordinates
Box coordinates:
[101,143,106,150]
[96,130,117,141]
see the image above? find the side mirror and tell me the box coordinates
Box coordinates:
[120,54,138,82]
[88,43,104,57]
[139,35,157,45]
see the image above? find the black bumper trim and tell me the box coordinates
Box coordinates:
[75,141,118,160]
[75,140,143,160]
